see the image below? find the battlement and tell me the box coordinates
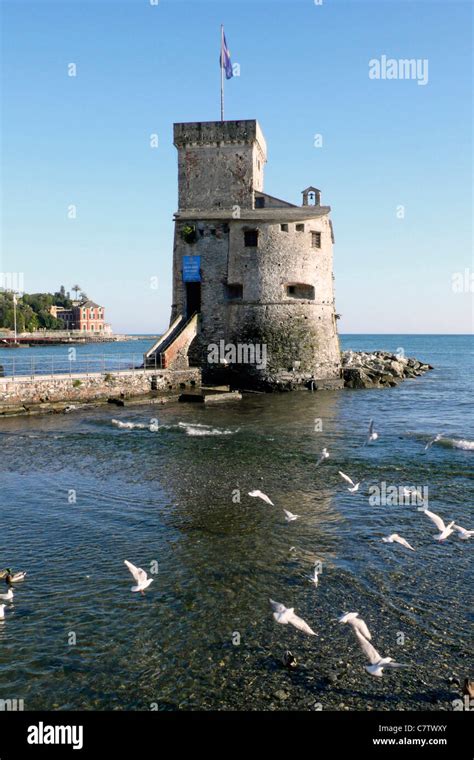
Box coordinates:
[174,120,267,157]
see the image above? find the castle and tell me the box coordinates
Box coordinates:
[146,119,342,390]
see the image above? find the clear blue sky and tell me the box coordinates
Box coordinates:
[1,0,472,334]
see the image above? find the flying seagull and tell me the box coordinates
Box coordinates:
[354,629,408,677]
[0,589,14,602]
[269,598,316,636]
[424,433,443,451]
[338,612,372,641]
[418,508,455,541]
[453,524,474,540]
[382,533,415,551]
[315,448,330,467]
[124,560,154,593]
[283,509,299,522]
[248,490,274,506]
[338,470,360,492]
[366,419,378,445]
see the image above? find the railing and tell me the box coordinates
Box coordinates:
[0,353,162,379]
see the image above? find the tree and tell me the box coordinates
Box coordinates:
[72,284,81,302]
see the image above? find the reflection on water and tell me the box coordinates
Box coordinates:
[0,335,472,710]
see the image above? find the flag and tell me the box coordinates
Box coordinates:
[220,30,233,80]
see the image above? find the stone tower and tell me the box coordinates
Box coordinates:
[168,119,342,390]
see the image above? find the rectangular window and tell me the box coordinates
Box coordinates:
[296,223,305,232]
[225,283,243,300]
[311,231,321,248]
[255,196,265,208]
[280,224,289,232]
[286,283,315,300]
[244,230,259,247]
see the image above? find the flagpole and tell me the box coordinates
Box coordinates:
[220,24,224,121]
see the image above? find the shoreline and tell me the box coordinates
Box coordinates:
[0,351,433,417]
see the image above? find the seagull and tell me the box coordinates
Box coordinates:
[248,490,274,506]
[282,650,298,669]
[0,605,5,619]
[308,564,319,586]
[338,612,372,640]
[453,524,474,540]
[338,470,360,492]
[0,589,14,601]
[4,569,26,584]
[283,509,299,522]
[124,560,154,593]
[382,533,415,551]
[418,508,455,541]
[269,598,316,635]
[353,629,408,677]
[315,448,330,467]
[366,419,378,445]
[424,433,443,451]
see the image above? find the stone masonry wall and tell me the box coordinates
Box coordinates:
[0,369,201,406]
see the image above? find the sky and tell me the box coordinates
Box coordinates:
[1,0,472,334]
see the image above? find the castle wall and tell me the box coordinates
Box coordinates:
[171,216,340,385]
[169,119,341,389]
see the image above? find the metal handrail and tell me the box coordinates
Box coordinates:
[0,353,160,379]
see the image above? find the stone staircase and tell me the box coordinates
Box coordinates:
[144,313,199,370]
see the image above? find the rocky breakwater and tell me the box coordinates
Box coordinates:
[342,350,433,389]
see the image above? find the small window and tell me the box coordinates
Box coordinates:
[286,283,315,300]
[255,196,265,208]
[244,230,259,247]
[225,283,243,300]
[311,231,321,248]
[280,224,289,232]
[296,223,305,232]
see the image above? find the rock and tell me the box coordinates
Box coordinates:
[389,360,405,377]
[342,351,432,390]
[274,690,289,701]
[343,368,375,389]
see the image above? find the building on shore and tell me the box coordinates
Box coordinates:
[50,300,111,334]
[146,119,342,389]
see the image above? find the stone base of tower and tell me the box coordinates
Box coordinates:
[202,364,344,392]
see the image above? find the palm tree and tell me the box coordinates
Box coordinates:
[72,284,81,302]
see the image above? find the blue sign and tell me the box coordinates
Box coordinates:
[182,256,201,282]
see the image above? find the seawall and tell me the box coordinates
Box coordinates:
[0,368,201,415]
